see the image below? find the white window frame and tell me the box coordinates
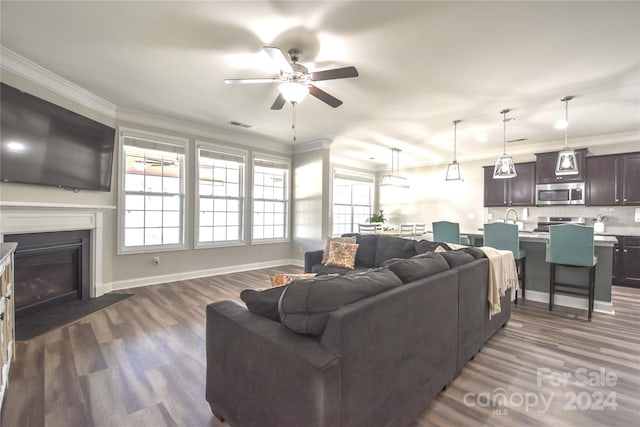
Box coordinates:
[195,141,247,248]
[251,153,291,244]
[117,128,189,255]
[331,169,375,236]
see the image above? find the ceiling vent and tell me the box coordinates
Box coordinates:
[228,121,251,128]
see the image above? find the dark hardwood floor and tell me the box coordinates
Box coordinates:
[2,266,639,427]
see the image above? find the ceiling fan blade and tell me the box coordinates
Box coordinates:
[311,66,359,81]
[309,85,343,108]
[271,93,286,110]
[224,78,279,84]
[263,46,293,73]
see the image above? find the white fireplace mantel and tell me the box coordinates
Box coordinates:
[0,201,116,297]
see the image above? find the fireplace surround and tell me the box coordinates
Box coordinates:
[0,201,114,298]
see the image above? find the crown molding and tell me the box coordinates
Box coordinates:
[116,106,292,155]
[0,46,117,118]
[293,139,332,154]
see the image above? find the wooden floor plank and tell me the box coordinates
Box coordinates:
[2,266,639,426]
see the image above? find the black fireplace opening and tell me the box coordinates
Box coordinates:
[4,230,90,318]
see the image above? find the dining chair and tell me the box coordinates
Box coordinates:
[547,224,597,321]
[432,221,460,244]
[483,222,527,304]
[399,224,414,238]
[358,223,377,235]
[413,223,426,239]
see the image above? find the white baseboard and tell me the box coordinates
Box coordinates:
[524,289,614,315]
[107,258,303,291]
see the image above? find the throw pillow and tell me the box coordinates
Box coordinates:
[384,252,450,284]
[440,250,475,268]
[374,235,417,267]
[321,236,356,265]
[457,247,486,260]
[270,273,317,287]
[415,240,451,254]
[325,241,359,269]
[240,286,288,322]
[279,268,403,336]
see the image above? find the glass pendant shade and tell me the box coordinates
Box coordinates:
[555,149,578,175]
[493,155,517,179]
[493,109,517,179]
[279,82,309,104]
[446,119,463,181]
[446,161,461,181]
[555,96,579,176]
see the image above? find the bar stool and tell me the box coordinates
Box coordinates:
[483,222,527,304]
[432,221,460,244]
[547,224,597,321]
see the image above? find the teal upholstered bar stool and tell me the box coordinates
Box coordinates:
[547,224,597,321]
[432,221,460,244]
[484,222,527,304]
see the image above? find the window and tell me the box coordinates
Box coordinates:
[196,143,246,247]
[119,131,187,253]
[252,154,290,242]
[332,170,374,236]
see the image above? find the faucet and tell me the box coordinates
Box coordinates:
[504,208,518,224]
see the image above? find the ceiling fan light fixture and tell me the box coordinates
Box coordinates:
[555,96,579,176]
[493,109,517,179]
[446,119,463,181]
[278,82,309,104]
[380,148,409,188]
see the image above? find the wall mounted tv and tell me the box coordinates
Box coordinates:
[1,83,116,192]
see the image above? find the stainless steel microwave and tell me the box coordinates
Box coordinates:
[536,182,585,205]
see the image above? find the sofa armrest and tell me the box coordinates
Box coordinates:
[206,301,341,427]
[304,249,324,273]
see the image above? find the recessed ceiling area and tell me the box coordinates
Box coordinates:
[1,1,638,170]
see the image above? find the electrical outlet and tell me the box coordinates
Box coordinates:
[468,213,475,220]
[488,212,493,221]
[152,256,160,265]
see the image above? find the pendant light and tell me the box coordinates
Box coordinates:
[446,120,463,181]
[380,148,409,188]
[493,109,517,179]
[555,96,579,176]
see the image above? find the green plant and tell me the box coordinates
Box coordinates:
[367,210,386,223]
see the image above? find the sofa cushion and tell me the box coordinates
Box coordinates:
[279,268,403,336]
[240,286,288,322]
[415,240,451,254]
[321,236,356,264]
[374,235,417,267]
[325,241,359,269]
[440,250,475,268]
[382,252,450,284]
[353,234,379,268]
[310,264,370,275]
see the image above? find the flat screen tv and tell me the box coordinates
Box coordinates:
[1,83,116,192]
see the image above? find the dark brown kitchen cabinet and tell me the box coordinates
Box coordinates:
[483,162,535,207]
[536,149,586,184]
[622,153,640,205]
[586,152,640,206]
[613,236,640,288]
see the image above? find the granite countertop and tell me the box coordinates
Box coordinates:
[462,230,618,246]
[0,243,17,264]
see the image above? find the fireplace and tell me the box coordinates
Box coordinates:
[5,230,90,315]
[0,202,111,298]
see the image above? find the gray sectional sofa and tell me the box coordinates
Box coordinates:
[205,235,511,427]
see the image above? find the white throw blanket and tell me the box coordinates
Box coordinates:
[447,243,519,318]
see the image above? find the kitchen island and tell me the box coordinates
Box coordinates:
[462,230,617,313]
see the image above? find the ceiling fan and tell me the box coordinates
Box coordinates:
[224,46,359,109]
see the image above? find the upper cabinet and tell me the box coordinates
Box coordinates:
[536,149,586,184]
[483,162,536,207]
[587,152,640,206]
